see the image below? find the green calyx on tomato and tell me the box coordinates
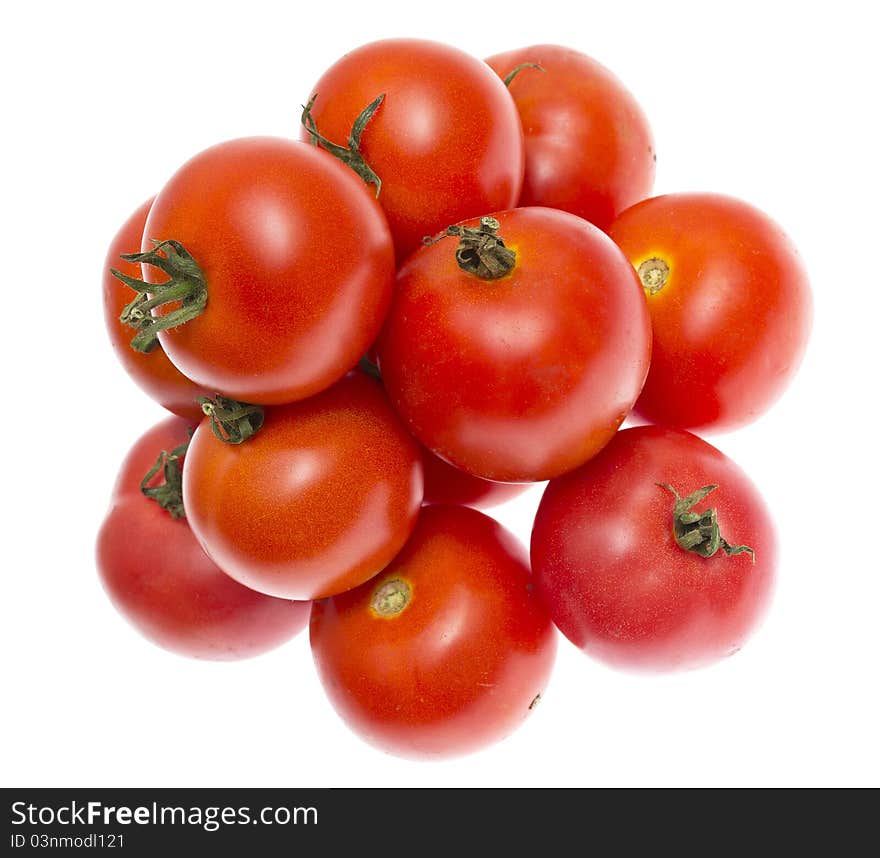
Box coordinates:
[659,483,755,562]
[423,216,516,279]
[502,62,544,87]
[301,93,384,197]
[197,394,265,445]
[140,440,189,519]
[370,578,412,618]
[111,240,208,354]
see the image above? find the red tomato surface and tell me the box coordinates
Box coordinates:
[485,44,655,231]
[359,359,528,509]
[301,39,524,260]
[531,426,776,672]
[421,446,529,510]
[96,417,309,660]
[310,505,557,759]
[183,372,423,600]
[376,207,652,482]
[608,193,812,432]
[143,137,395,404]
[102,198,208,420]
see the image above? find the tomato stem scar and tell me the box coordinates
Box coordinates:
[371,578,412,618]
[637,257,670,295]
[112,240,208,353]
[423,216,516,279]
[300,93,384,197]
[658,483,755,562]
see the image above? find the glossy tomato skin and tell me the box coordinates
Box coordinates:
[102,199,208,420]
[183,372,423,601]
[143,137,395,404]
[361,363,528,509]
[377,207,652,482]
[301,39,524,260]
[310,505,557,759]
[608,193,812,432]
[96,417,310,660]
[485,45,655,231]
[531,426,776,672]
[421,447,529,510]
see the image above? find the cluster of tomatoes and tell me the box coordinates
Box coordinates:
[97,39,812,759]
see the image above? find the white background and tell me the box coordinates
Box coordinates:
[2,0,877,788]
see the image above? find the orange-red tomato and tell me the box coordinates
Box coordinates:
[359,360,528,509]
[142,137,395,404]
[96,417,310,660]
[377,208,652,482]
[301,39,524,260]
[421,447,529,510]
[182,373,423,600]
[485,44,655,231]
[608,193,812,432]
[310,505,557,759]
[102,199,208,420]
[531,426,776,672]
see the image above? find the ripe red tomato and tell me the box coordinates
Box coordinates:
[376,208,652,482]
[358,357,527,509]
[300,39,524,260]
[182,372,423,600]
[102,198,208,420]
[485,44,655,231]
[96,416,310,660]
[310,505,557,759]
[531,425,776,672]
[421,447,528,510]
[137,137,394,404]
[608,193,812,432]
